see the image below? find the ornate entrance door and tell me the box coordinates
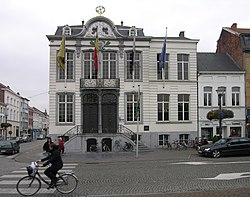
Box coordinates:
[102,93,118,133]
[82,93,98,133]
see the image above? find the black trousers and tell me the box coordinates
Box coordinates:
[44,165,62,183]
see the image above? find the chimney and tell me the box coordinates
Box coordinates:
[231,23,237,31]
[179,31,185,38]
[121,20,123,26]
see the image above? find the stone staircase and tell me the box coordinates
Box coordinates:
[137,142,152,152]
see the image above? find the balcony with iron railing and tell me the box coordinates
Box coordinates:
[80,78,120,89]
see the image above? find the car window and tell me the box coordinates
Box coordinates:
[229,139,239,144]
[0,142,12,148]
[215,138,231,145]
[239,138,249,143]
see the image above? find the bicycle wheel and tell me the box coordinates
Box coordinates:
[16,176,41,196]
[56,173,78,194]
[103,145,110,152]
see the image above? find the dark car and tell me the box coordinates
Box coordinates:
[0,141,20,155]
[22,134,32,142]
[197,137,250,158]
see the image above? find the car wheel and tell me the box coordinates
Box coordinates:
[212,150,221,158]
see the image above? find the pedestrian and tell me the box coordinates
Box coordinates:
[58,137,65,155]
[43,137,52,157]
[37,142,63,189]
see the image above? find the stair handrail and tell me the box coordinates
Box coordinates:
[62,125,82,141]
[118,124,137,140]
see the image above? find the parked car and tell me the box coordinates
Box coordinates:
[37,134,45,140]
[197,137,250,158]
[22,135,32,142]
[0,140,20,155]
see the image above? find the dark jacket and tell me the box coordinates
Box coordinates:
[41,147,63,169]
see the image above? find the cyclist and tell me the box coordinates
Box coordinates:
[37,142,63,188]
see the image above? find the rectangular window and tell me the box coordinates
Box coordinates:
[179,134,189,144]
[204,87,212,106]
[58,51,75,80]
[217,87,226,106]
[159,134,169,146]
[157,53,169,80]
[103,52,117,79]
[232,87,240,106]
[178,94,189,121]
[58,93,74,123]
[157,94,169,121]
[126,93,140,122]
[83,52,97,79]
[126,52,141,80]
[177,54,189,80]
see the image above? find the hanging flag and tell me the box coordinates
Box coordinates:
[130,31,136,75]
[135,94,140,120]
[57,34,65,70]
[159,29,167,69]
[94,34,99,71]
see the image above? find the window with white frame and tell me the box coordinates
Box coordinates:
[178,94,189,121]
[159,134,169,146]
[58,93,74,123]
[204,86,212,106]
[157,53,169,80]
[103,52,117,79]
[232,87,240,106]
[58,51,74,80]
[179,134,189,144]
[157,94,169,121]
[177,54,189,80]
[126,93,141,122]
[83,52,97,79]
[63,26,71,36]
[217,86,226,106]
[126,51,141,80]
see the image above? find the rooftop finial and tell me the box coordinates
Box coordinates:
[96,6,105,16]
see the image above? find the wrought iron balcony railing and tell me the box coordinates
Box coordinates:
[80,78,120,89]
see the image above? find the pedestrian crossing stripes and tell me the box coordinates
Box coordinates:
[0,163,78,195]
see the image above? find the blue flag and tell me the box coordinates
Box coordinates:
[159,36,166,69]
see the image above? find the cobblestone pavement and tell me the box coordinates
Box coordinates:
[7,146,250,196]
[55,149,250,197]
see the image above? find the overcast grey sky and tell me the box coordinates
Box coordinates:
[1,0,249,112]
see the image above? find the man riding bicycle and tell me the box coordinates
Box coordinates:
[37,142,63,188]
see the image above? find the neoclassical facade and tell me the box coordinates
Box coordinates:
[47,15,199,152]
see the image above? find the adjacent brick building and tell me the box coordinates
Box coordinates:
[217,23,250,136]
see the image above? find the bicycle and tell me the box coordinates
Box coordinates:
[113,140,122,152]
[16,161,78,196]
[90,142,110,152]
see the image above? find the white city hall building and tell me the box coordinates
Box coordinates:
[47,15,199,152]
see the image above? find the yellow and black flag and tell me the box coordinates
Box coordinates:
[57,34,65,71]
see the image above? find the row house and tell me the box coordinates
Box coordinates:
[30,107,49,139]
[47,15,199,151]
[198,53,245,140]
[217,23,250,136]
[0,83,49,139]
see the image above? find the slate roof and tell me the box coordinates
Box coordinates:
[197,53,243,72]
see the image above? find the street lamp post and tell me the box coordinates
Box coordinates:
[216,88,225,139]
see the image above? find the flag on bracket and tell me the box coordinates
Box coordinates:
[130,30,136,75]
[57,34,65,70]
[159,30,167,70]
[94,34,99,71]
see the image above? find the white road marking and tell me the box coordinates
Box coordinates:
[199,172,250,180]
[172,161,250,165]
[0,188,54,194]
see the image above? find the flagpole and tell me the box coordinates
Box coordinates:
[163,27,167,89]
[132,26,136,88]
[136,85,140,158]
[64,34,67,89]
